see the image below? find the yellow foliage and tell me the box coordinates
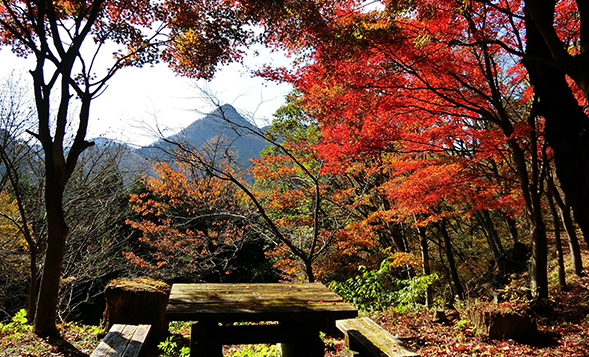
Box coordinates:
[0,191,30,283]
[388,251,423,269]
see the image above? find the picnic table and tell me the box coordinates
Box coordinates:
[165,283,358,357]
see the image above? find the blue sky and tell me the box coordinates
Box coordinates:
[0,45,292,147]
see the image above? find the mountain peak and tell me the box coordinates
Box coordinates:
[137,104,267,168]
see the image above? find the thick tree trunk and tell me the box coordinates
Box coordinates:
[34,177,68,336]
[530,216,548,299]
[524,2,589,249]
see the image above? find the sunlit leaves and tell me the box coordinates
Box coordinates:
[0,191,30,290]
[125,162,248,279]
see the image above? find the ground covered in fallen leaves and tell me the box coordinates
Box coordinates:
[3,276,589,357]
[369,276,589,357]
[4,232,589,357]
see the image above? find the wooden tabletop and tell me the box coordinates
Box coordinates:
[166,283,358,323]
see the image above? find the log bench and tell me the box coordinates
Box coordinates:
[90,324,151,357]
[336,318,419,357]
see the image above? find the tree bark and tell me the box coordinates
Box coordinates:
[546,179,566,289]
[530,213,548,299]
[418,227,433,307]
[437,219,464,300]
[483,210,505,257]
[524,1,589,249]
[32,68,93,335]
[559,200,584,276]
[547,166,584,276]
[475,211,505,275]
[34,168,68,335]
[501,211,519,244]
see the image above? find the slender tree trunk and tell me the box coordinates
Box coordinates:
[418,227,433,307]
[501,211,519,244]
[547,167,584,276]
[560,201,584,276]
[0,144,40,320]
[475,211,505,274]
[483,210,505,257]
[28,246,38,320]
[437,219,464,300]
[437,239,454,298]
[546,182,566,289]
[504,101,548,298]
[305,259,315,283]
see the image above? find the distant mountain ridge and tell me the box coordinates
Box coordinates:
[133,104,267,169]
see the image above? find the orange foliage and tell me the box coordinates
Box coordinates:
[125,162,249,279]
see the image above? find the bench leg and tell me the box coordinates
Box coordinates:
[191,322,223,357]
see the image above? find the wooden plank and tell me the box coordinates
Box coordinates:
[168,291,344,304]
[171,283,329,292]
[169,284,335,298]
[119,325,151,357]
[166,300,357,322]
[90,324,151,357]
[108,325,138,357]
[91,324,125,357]
[169,286,342,296]
[336,318,419,357]
[166,283,357,322]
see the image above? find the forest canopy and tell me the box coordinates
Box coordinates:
[1,1,589,350]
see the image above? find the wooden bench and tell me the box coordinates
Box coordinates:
[336,318,420,357]
[90,324,151,357]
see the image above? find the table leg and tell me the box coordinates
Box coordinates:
[191,322,223,357]
[279,320,325,357]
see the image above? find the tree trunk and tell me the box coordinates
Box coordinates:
[437,219,464,300]
[475,211,505,275]
[560,201,584,276]
[501,211,519,244]
[530,216,548,299]
[483,210,505,257]
[0,144,40,320]
[418,227,433,307]
[305,259,315,283]
[546,182,566,289]
[547,166,584,276]
[34,176,68,336]
[524,2,589,249]
[28,244,38,320]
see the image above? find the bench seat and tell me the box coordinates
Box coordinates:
[90,324,151,357]
[336,318,419,357]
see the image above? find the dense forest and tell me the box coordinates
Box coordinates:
[2,0,589,356]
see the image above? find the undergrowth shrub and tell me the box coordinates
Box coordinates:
[0,309,32,344]
[330,254,437,311]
